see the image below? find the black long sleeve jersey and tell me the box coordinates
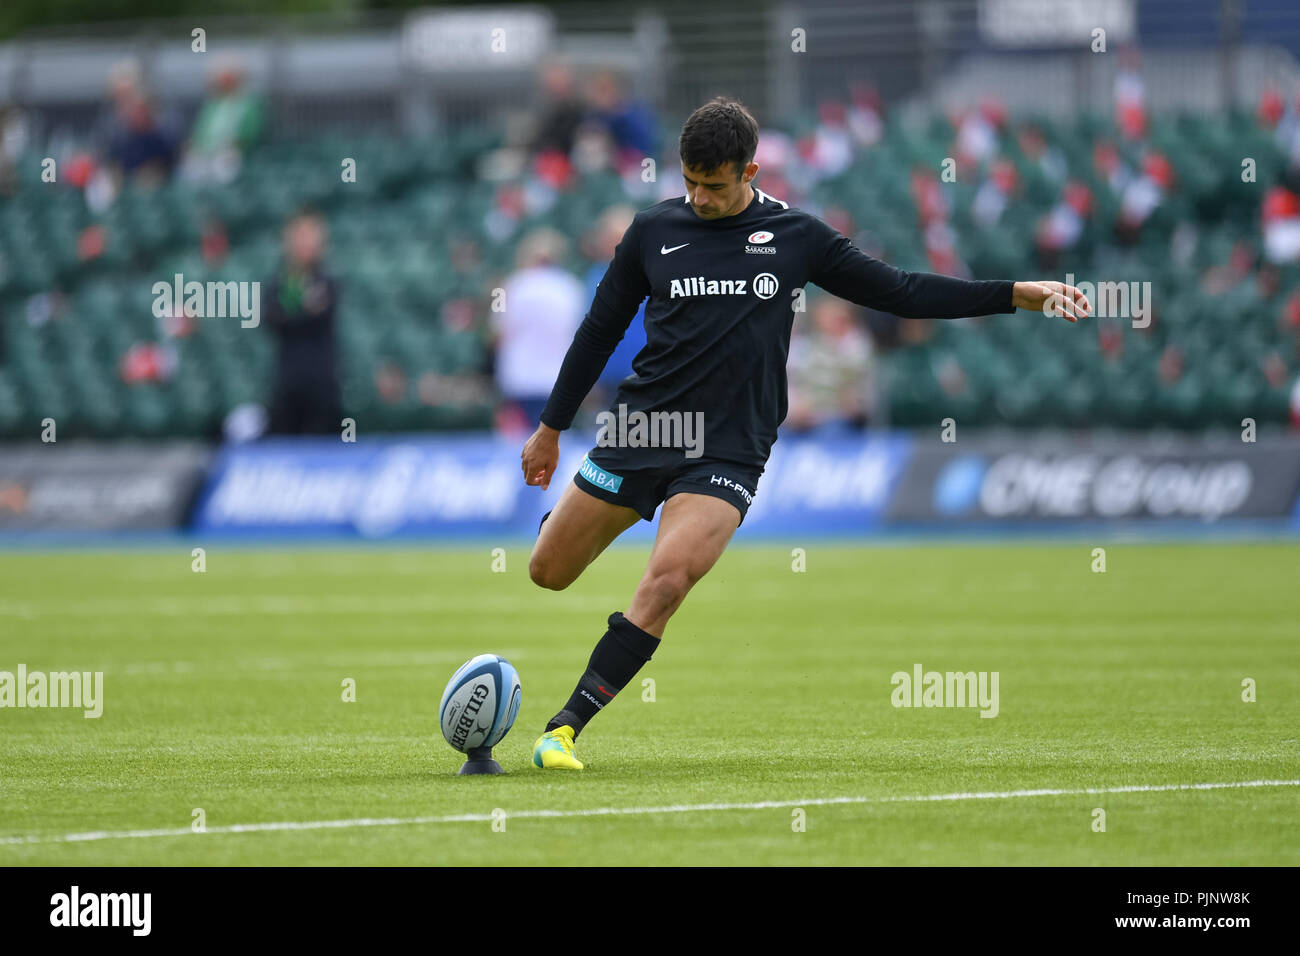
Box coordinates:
[540,187,1017,468]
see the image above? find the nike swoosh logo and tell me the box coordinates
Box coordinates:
[660,243,690,255]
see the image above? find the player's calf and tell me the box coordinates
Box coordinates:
[626,566,697,636]
[624,492,740,635]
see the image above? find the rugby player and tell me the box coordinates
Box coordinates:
[522,97,1090,769]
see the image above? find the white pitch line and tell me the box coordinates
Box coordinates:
[2,778,1296,847]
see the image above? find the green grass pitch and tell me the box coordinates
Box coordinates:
[1,540,1297,865]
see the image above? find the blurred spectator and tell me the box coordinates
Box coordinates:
[1275,94,1300,192]
[1114,45,1147,140]
[846,84,884,148]
[93,58,182,191]
[577,70,657,173]
[1201,240,1256,295]
[92,58,146,153]
[802,100,855,179]
[1263,352,1289,391]
[374,360,407,405]
[911,153,966,277]
[122,269,190,387]
[786,296,876,434]
[910,164,949,228]
[923,220,970,277]
[120,341,177,384]
[748,128,798,202]
[0,103,28,196]
[264,209,342,435]
[952,97,1004,174]
[821,204,858,242]
[1035,181,1093,271]
[483,181,532,244]
[181,56,264,184]
[1092,140,1130,196]
[1258,88,1285,129]
[491,227,585,434]
[425,299,494,410]
[77,224,106,262]
[1262,185,1300,264]
[530,59,585,159]
[106,93,177,186]
[1015,122,1067,185]
[1115,152,1172,245]
[972,158,1019,230]
[582,205,648,407]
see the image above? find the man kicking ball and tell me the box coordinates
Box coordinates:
[520,96,1090,770]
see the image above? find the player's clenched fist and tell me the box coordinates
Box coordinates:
[1012,280,1092,323]
[521,423,561,490]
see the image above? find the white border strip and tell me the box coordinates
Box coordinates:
[3,779,1297,847]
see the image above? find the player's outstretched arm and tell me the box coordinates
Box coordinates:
[1011,280,1092,323]
[805,215,1091,323]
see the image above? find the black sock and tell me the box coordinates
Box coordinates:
[546,611,661,738]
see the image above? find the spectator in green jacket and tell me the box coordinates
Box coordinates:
[181,56,264,184]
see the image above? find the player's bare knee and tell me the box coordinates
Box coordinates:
[529,552,573,591]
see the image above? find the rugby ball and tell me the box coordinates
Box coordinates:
[439,654,522,753]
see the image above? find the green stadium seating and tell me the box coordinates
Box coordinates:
[1,113,1295,438]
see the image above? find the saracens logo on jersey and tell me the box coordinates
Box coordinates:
[745,230,776,255]
[669,273,780,300]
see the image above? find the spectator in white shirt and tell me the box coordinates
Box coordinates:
[492,227,586,435]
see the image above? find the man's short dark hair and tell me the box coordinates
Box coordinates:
[679,96,759,180]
